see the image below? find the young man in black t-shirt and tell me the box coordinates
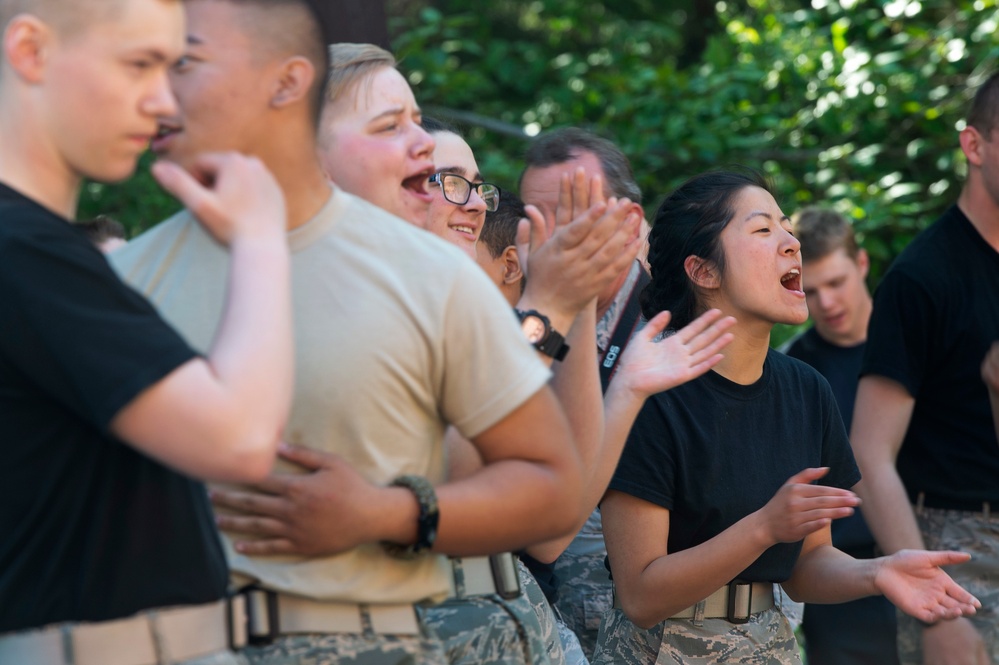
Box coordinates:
[785,208,899,665]
[852,71,999,665]
[0,1,293,662]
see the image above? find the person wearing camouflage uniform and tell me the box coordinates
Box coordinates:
[520,128,651,660]
[595,169,979,665]
[851,70,999,665]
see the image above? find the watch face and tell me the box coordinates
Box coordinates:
[521,315,547,343]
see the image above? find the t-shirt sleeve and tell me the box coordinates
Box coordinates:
[817,382,862,490]
[438,260,552,439]
[0,224,198,430]
[607,396,676,510]
[861,268,938,397]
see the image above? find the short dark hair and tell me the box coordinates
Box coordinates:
[522,127,642,203]
[967,70,999,138]
[641,169,772,328]
[76,215,126,245]
[793,207,860,263]
[479,193,524,259]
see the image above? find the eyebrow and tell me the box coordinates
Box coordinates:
[186,35,204,46]
[743,210,791,224]
[438,165,483,182]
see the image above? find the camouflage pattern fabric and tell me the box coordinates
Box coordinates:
[554,608,590,665]
[897,507,999,665]
[518,557,569,665]
[241,631,448,665]
[183,651,249,665]
[591,606,800,665]
[553,510,614,659]
[419,577,551,665]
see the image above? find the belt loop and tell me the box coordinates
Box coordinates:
[358,604,375,640]
[726,581,752,624]
[245,586,279,646]
[692,599,706,627]
[915,492,926,516]
[59,624,75,665]
[147,609,172,665]
[450,557,467,599]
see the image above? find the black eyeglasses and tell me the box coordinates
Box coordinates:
[429,172,500,212]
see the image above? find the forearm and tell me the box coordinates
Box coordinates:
[783,543,878,603]
[990,389,999,444]
[526,377,645,563]
[619,513,773,629]
[206,231,294,446]
[853,471,926,554]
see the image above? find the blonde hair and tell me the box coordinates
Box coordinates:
[325,43,397,107]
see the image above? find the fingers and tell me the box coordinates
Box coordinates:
[151,160,213,213]
[570,167,591,221]
[554,172,573,231]
[278,442,333,471]
[922,550,973,567]
[232,537,296,556]
[587,172,605,210]
[785,467,831,485]
[210,487,288,517]
[640,310,674,340]
[214,513,287,538]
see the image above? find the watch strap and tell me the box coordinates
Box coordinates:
[382,474,439,559]
[514,308,571,361]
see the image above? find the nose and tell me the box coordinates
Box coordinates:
[817,289,835,311]
[463,185,487,213]
[412,123,435,159]
[141,69,179,119]
[782,228,801,255]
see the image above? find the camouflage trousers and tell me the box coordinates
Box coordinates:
[419,559,551,665]
[517,557,590,665]
[240,631,448,665]
[897,506,999,665]
[554,510,614,659]
[591,606,800,665]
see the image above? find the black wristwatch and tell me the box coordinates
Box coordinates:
[382,475,439,559]
[514,309,570,361]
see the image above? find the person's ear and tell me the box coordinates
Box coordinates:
[4,15,51,84]
[501,245,523,286]
[271,56,314,109]
[960,125,985,168]
[856,247,870,280]
[684,255,720,289]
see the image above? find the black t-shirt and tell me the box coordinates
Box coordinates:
[786,329,875,557]
[609,349,860,582]
[0,183,228,632]
[862,205,999,505]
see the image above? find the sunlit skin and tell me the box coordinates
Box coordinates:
[520,150,642,316]
[703,186,808,335]
[14,0,184,209]
[150,0,273,172]
[425,131,489,259]
[317,66,435,226]
[802,247,872,347]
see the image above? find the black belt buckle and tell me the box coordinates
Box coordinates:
[726,581,752,624]
[243,585,280,646]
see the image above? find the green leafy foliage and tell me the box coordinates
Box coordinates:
[82,0,999,344]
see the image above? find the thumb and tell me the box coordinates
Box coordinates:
[278,441,333,471]
[786,467,830,486]
[152,159,210,207]
[922,550,973,567]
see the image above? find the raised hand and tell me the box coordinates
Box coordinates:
[152,152,286,245]
[758,467,861,545]
[874,549,980,625]
[611,308,736,399]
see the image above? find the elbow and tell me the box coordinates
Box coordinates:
[618,594,660,630]
[203,418,280,483]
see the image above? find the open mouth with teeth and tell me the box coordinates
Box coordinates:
[780,268,802,292]
[449,225,476,237]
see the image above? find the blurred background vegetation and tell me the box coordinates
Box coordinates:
[81,0,999,343]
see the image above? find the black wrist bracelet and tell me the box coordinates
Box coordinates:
[382,474,439,559]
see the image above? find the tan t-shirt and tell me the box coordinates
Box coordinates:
[111,187,551,604]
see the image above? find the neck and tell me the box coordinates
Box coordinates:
[0,114,81,219]
[257,136,333,231]
[596,261,634,320]
[957,179,999,252]
[710,318,772,385]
